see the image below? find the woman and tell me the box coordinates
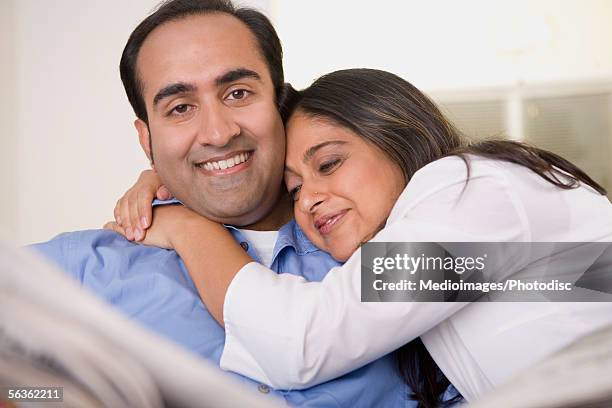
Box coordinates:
[107,69,612,405]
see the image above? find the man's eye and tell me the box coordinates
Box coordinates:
[227,89,250,100]
[289,185,301,201]
[319,159,341,173]
[170,104,193,115]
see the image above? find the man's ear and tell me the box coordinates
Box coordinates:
[135,118,154,167]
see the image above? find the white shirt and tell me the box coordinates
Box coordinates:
[238,229,279,268]
[220,156,612,401]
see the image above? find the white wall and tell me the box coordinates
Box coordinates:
[0,0,17,243]
[4,0,612,245]
[8,1,160,245]
[273,0,612,90]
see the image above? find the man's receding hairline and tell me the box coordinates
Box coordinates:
[134,10,273,109]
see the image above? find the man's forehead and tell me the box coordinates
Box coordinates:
[136,13,270,100]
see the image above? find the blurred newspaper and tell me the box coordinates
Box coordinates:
[0,240,284,408]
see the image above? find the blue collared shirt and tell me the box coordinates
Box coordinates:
[31,220,414,407]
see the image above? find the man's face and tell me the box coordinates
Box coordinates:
[135,13,285,226]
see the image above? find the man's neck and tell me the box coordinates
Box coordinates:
[242,192,293,231]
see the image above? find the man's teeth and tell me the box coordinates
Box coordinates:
[202,152,249,171]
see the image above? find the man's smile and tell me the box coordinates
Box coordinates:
[195,150,253,175]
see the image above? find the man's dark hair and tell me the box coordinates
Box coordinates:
[119,0,284,125]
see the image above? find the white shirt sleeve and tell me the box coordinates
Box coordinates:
[220,158,529,389]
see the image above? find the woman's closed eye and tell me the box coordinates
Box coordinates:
[319,158,342,174]
[288,185,302,201]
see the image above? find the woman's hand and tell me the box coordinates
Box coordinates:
[105,205,200,249]
[113,169,173,241]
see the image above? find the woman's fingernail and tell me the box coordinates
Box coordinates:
[126,227,133,240]
[141,216,148,229]
[117,216,122,226]
[134,228,143,241]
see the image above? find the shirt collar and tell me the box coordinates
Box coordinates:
[152,199,321,261]
[273,220,320,257]
[226,220,320,261]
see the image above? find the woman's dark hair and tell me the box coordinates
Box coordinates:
[119,0,284,125]
[281,68,607,407]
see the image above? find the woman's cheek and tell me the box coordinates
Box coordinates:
[295,211,326,251]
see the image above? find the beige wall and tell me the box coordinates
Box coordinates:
[11,1,159,245]
[0,0,17,242]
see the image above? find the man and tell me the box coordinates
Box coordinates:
[32,0,412,406]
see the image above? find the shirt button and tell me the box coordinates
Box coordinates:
[240,242,249,251]
[258,384,270,394]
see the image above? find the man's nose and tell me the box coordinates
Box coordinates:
[197,102,240,147]
[297,184,326,214]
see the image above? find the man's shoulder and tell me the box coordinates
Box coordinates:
[30,229,163,255]
[29,229,177,277]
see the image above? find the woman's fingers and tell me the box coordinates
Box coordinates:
[113,170,163,241]
[114,199,123,226]
[129,193,143,241]
[121,194,135,241]
[137,190,153,230]
[156,185,173,201]
[104,221,126,237]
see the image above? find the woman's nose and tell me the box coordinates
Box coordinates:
[297,185,325,214]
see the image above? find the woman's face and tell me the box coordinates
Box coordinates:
[284,112,405,261]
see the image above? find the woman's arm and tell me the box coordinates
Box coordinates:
[109,159,527,389]
[165,208,252,325]
[219,159,529,389]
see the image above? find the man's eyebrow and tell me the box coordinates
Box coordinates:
[215,68,261,87]
[303,141,347,163]
[153,82,197,106]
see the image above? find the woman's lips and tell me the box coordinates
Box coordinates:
[315,210,348,236]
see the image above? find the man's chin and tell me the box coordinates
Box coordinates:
[186,197,270,226]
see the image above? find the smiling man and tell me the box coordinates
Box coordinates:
[130,11,288,228]
[30,0,413,406]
